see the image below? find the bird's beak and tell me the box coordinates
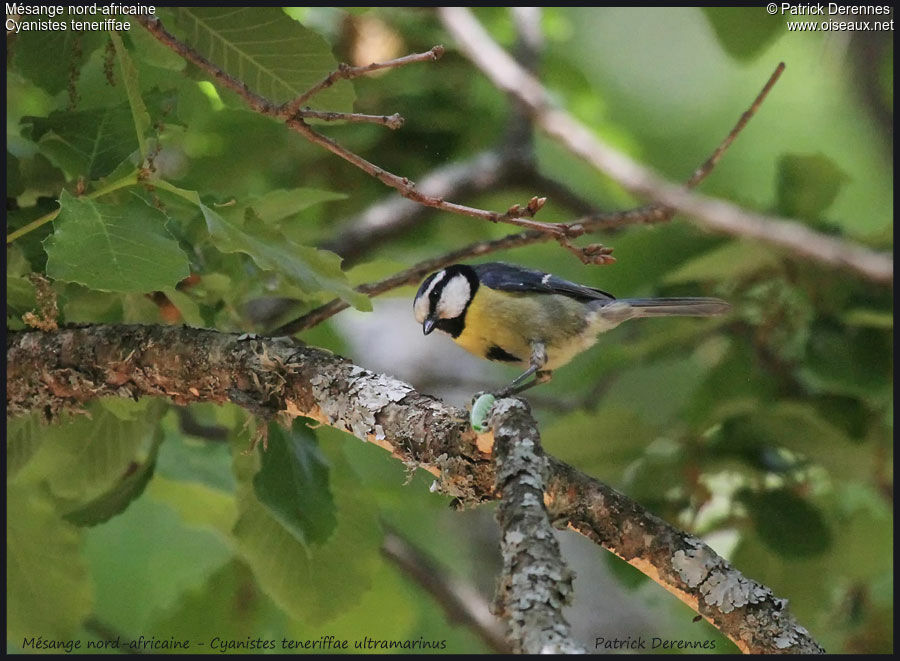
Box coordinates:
[423,318,436,335]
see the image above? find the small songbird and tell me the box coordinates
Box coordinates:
[414,262,730,396]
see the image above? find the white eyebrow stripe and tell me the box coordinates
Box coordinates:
[423,270,447,300]
[541,273,551,284]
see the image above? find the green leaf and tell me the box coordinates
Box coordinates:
[15,398,167,506]
[160,183,369,310]
[7,484,93,640]
[166,7,355,110]
[800,320,892,401]
[253,420,337,546]
[63,428,164,527]
[702,8,782,61]
[12,29,106,95]
[232,434,381,625]
[44,191,190,293]
[146,561,282,645]
[162,288,206,326]
[8,150,24,197]
[146,475,236,538]
[6,277,37,317]
[233,489,380,624]
[23,102,139,180]
[7,412,45,479]
[776,153,849,221]
[741,488,832,558]
[83,494,233,634]
[664,239,780,284]
[109,31,151,160]
[243,187,348,230]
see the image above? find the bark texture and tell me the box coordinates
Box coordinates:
[7,324,824,654]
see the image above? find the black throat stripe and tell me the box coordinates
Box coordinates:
[486,345,521,362]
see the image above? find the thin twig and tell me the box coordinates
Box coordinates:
[438,7,892,285]
[685,62,785,189]
[278,46,446,118]
[320,150,515,264]
[286,118,573,237]
[135,15,275,114]
[296,109,405,129]
[137,15,576,245]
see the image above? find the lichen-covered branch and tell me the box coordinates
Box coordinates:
[489,398,583,654]
[6,325,824,654]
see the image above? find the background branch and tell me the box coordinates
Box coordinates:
[437,7,893,286]
[381,528,511,654]
[7,325,825,654]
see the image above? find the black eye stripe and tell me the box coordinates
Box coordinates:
[428,277,444,314]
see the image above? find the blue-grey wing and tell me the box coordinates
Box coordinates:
[473,262,615,302]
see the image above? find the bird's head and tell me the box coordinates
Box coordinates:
[413,264,479,337]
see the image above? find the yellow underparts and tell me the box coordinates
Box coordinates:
[453,287,602,371]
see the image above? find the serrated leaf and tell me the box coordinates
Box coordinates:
[166,7,355,110]
[63,428,164,527]
[776,153,849,221]
[7,485,93,640]
[742,488,832,558]
[702,8,781,61]
[44,191,189,293]
[664,240,780,284]
[253,421,337,547]
[23,103,138,180]
[12,29,106,95]
[162,183,369,310]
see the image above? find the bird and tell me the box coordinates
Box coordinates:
[413,262,730,396]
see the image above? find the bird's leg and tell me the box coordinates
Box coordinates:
[494,342,550,397]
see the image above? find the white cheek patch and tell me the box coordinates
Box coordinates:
[436,274,471,319]
[414,270,447,323]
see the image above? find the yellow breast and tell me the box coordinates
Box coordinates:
[452,287,596,370]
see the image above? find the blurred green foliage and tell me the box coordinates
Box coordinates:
[6,7,892,654]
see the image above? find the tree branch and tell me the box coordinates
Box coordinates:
[489,398,583,654]
[7,325,825,654]
[437,7,893,286]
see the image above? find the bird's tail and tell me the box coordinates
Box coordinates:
[594,297,730,326]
